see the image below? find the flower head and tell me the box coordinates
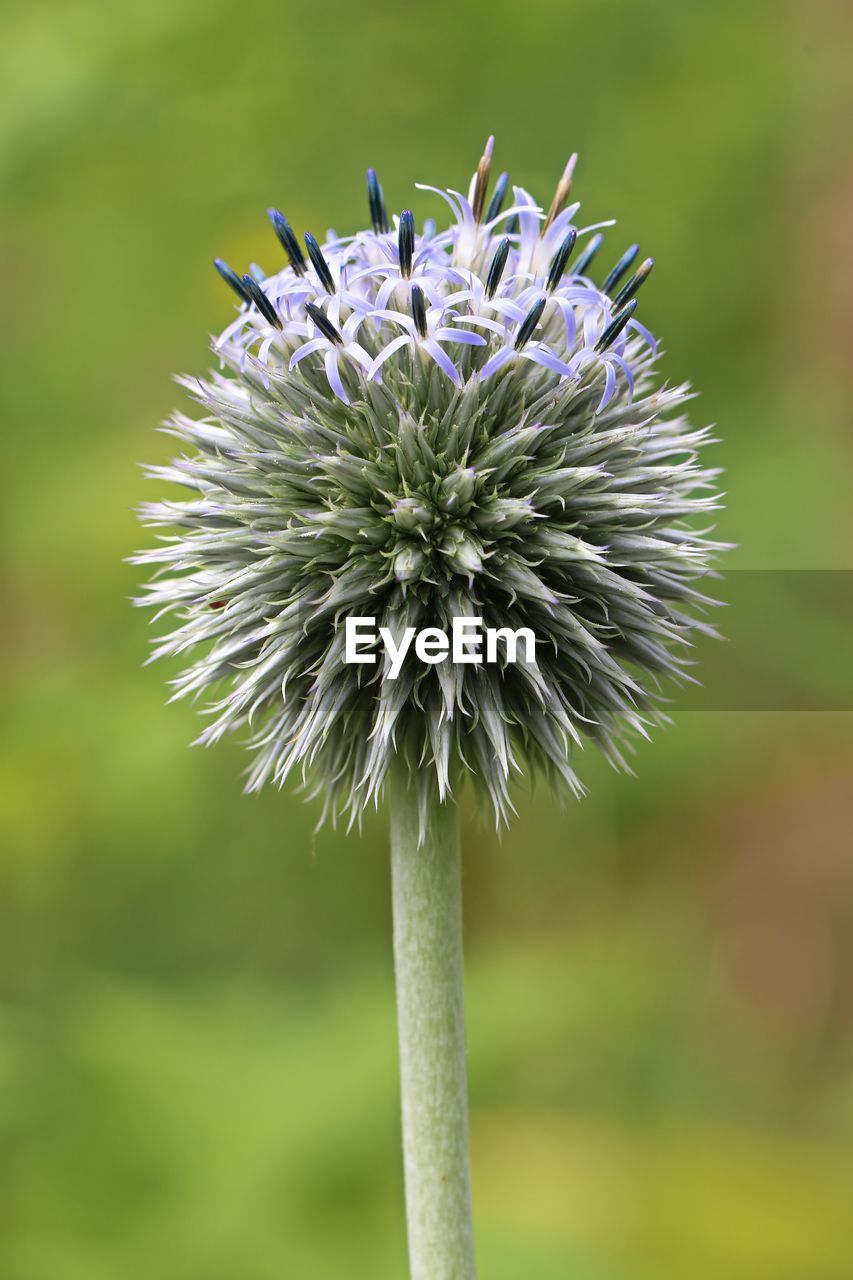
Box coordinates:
[136,139,725,829]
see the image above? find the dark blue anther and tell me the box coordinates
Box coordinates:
[484,171,509,224]
[214,258,251,303]
[411,284,428,338]
[546,228,578,291]
[485,238,510,299]
[241,275,282,329]
[367,168,389,234]
[602,244,640,295]
[514,295,547,350]
[571,233,604,277]
[305,301,343,345]
[595,299,637,352]
[612,258,655,310]
[304,233,335,294]
[267,209,306,275]
[398,210,415,278]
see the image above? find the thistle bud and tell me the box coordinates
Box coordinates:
[440,527,484,578]
[394,542,429,583]
[391,497,435,532]
[437,465,478,511]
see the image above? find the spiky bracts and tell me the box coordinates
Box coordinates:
[136,139,724,829]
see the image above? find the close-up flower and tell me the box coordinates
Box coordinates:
[133,140,729,1278]
[6,5,852,1279]
[135,138,724,833]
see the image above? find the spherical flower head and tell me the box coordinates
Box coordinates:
[136,139,725,830]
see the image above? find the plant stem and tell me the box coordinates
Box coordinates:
[390,760,477,1280]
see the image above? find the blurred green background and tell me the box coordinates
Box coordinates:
[2,1,852,1277]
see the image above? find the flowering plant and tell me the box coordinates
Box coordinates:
[137,138,723,1280]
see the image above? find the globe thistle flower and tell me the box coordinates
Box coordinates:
[136,139,723,832]
[135,138,725,1280]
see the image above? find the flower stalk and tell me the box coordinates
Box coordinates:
[390,759,476,1280]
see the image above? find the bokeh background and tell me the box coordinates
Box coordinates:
[2,1,852,1277]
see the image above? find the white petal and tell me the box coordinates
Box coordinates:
[479,346,515,381]
[289,338,326,369]
[324,349,350,403]
[367,334,412,380]
[435,328,486,346]
[423,338,462,385]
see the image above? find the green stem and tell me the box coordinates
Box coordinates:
[390,760,477,1280]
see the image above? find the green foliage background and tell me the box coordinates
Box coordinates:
[2,2,852,1276]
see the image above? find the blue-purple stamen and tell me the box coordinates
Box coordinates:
[214,258,251,304]
[485,238,510,299]
[504,213,520,237]
[514,295,547,350]
[267,209,306,276]
[367,168,389,234]
[595,299,637,352]
[612,257,655,310]
[411,284,428,338]
[304,233,335,294]
[241,275,282,329]
[546,228,578,291]
[484,171,509,223]
[572,233,604,277]
[602,244,640,295]
[305,301,343,345]
[398,210,415,278]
